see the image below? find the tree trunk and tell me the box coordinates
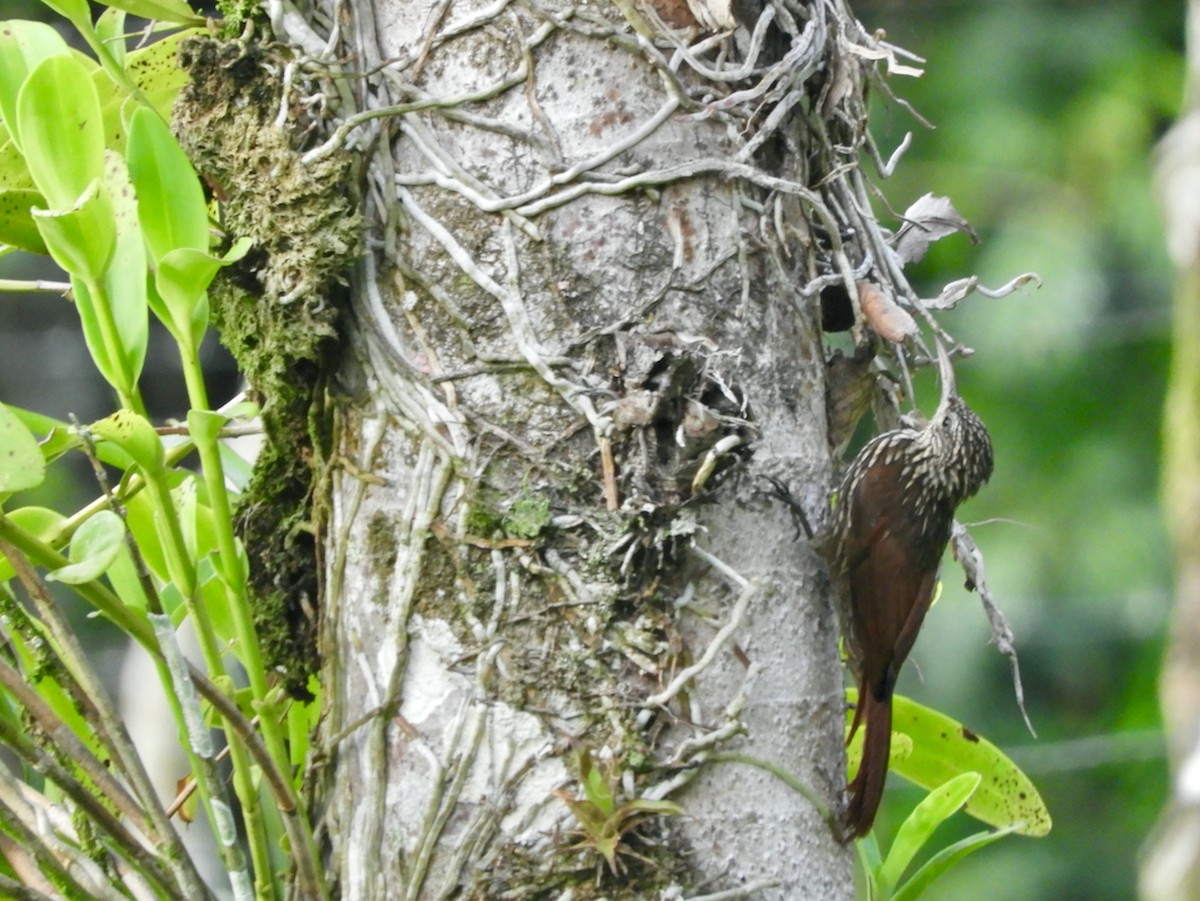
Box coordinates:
[276,0,882,895]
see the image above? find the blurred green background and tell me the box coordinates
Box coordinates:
[855,0,1182,898]
[0,0,1183,897]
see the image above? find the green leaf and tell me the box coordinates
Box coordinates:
[94,7,127,70]
[127,29,200,112]
[0,188,46,253]
[17,54,105,209]
[583,766,614,818]
[36,0,93,33]
[99,150,148,386]
[174,474,201,562]
[199,557,236,649]
[105,542,151,610]
[71,276,132,397]
[287,684,320,777]
[186,409,226,446]
[125,105,208,260]
[32,177,116,281]
[46,509,126,584]
[0,20,71,151]
[0,507,65,582]
[0,407,97,469]
[90,409,165,477]
[0,137,35,191]
[878,772,981,892]
[577,751,615,818]
[103,0,203,25]
[622,797,683,816]
[124,488,167,583]
[154,247,219,339]
[218,438,254,493]
[93,29,203,156]
[153,239,250,348]
[891,825,1021,901]
[57,159,148,396]
[0,401,45,494]
[158,580,186,624]
[849,690,1052,837]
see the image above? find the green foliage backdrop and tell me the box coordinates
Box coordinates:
[857,1,1180,898]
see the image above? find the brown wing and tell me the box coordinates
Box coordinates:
[843,456,942,698]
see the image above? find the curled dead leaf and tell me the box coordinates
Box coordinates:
[858,280,918,343]
[894,193,978,265]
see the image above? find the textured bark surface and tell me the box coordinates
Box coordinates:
[270,0,900,895]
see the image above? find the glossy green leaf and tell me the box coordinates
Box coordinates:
[0,506,65,581]
[48,151,148,398]
[46,509,125,584]
[154,246,219,340]
[0,137,35,191]
[0,20,71,151]
[93,29,202,155]
[154,238,250,346]
[71,276,131,397]
[288,678,321,776]
[126,105,208,260]
[90,409,165,477]
[103,0,203,25]
[35,0,92,32]
[124,488,166,583]
[892,825,1021,901]
[99,150,148,386]
[17,54,104,209]
[105,541,151,610]
[32,177,116,281]
[847,689,1052,837]
[879,772,981,892]
[581,756,615,818]
[0,402,45,493]
[198,558,236,650]
[127,29,199,108]
[174,474,200,562]
[94,7,127,70]
[0,406,113,469]
[0,188,46,253]
[218,437,255,493]
[186,409,227,446]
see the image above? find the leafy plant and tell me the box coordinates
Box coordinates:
[846,690,1051,900]
[0,2,323,898]
[555,748,683,875]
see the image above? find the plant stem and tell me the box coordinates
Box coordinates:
[180,345,326,899]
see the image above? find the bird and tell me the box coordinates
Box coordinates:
[827,341,994,838]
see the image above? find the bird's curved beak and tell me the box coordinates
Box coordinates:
[932,339,957,422]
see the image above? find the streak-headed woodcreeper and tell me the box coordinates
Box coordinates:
[829,342,994,838]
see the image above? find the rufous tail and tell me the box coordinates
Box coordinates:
[845,686,892,839]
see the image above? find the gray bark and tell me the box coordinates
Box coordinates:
[271,0,884,895]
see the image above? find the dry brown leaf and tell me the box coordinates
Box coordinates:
[858,280,918,342]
